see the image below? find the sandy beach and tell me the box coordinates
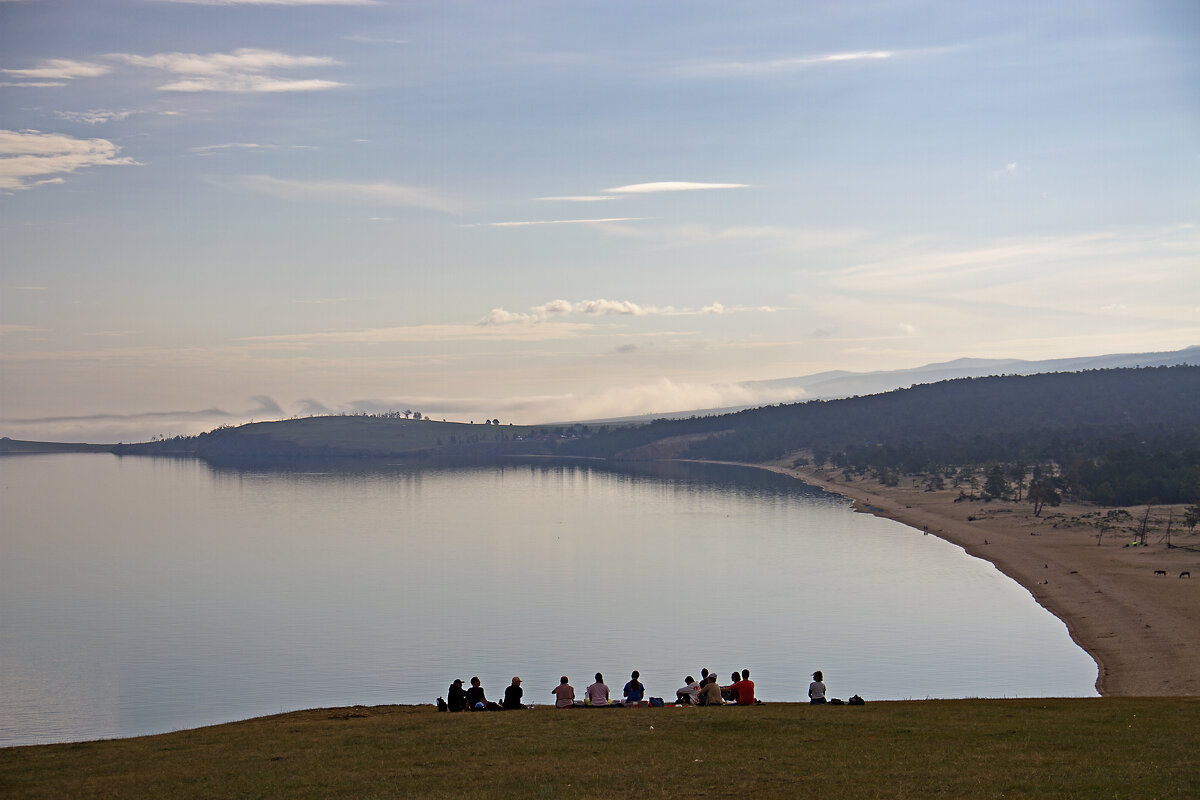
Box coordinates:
[757,462,1200,697]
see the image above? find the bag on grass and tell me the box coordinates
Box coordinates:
[649,697,664,707]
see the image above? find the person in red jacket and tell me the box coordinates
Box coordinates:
[729,669,756,705]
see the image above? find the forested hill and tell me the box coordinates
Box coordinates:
[564,366,1200,505]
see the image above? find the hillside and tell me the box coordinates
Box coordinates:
[567,366,1200,506]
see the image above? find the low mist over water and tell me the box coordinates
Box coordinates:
[1,454,1096,746]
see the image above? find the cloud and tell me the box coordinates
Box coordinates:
[603,181,750,193]
[485,217,645,227]
[535,195,618,202]
[677,50,895,77]
[479,299,677,325]
[1,58,110,81]
[239,321,593,344]
[234,175,453,212]
[190,142,315,155]
[157,0,378,4]
[53,109,134,125]
[0,129,140,192]
[109,48,343,93]
[0,324,47,334]
[990,161,1020,179]
[476,298,776,326]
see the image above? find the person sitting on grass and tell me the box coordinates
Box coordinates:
[447,678,467,712]
[700,674,724,706]
[552,676,575,708]
[729,669,756,705]
[623,670,646,706]
[809,671,827,704]
[676,676,701,705]
[722,672,740,703]
[586,673,611,706]
[466,676,500,710]
[502,676,525,710]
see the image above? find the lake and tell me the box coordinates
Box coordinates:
[0,454,1097,746]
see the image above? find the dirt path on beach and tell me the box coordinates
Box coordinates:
[751,462,1200,697]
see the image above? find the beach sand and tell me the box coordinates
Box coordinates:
[760,462,1200,697]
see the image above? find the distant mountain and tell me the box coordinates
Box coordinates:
[745,345,1200,400]
[582,346,1200,424]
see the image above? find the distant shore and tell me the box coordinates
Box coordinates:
[749,461,1200,697]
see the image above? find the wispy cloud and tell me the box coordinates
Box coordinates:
[54,109,134,125]
[1,58,110,84]
[535,195,618,202]
[240,322,594,344]
[485,217,645,227]
[477,298,775,325]
[677,50,895,77]
[109,48,343,92]
[233,175,453,212]
[190,142,316,155]
[154,0,379,6]
[0,129,140,192]
[0,324,47,334]
[604,181,750,193]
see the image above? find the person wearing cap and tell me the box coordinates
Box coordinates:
[447,678,467,712]
[809,671,827,704]
[552,675,575,708]
[503,676,525,709]
[700,674,724,706]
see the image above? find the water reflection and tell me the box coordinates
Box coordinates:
[0,454,1096,746]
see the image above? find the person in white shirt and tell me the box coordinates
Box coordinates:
[809,670,827,704]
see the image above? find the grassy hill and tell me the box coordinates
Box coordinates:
[2,699,1197,799]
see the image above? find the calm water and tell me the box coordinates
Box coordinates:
[0,454,1096,746]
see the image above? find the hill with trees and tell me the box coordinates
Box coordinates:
[565,366,1200,507]
[35,366,1198,509]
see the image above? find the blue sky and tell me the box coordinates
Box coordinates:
[2,0,1198,442]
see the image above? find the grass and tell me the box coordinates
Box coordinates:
[3,698,1199,798]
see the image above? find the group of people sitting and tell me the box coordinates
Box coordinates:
[443,676,528,712]
[441,667,778,711]
[672,669,758,706]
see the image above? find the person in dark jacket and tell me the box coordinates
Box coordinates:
[447,678,467,712]
[503,676,525,709]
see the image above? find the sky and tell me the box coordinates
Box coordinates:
[2,0,1198,443]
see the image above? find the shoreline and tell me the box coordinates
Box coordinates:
[735,460,1200,697]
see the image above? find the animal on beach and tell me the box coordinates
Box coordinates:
[1154,570,1168,576]
[1181,571,1191,579]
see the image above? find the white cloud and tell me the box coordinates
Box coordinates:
[0,324,47,334]
[240,321,593,344]
[109,48,343,93]
[604,181,750,193]
[535,195,618,202]
[1,58,110,81]
[54,109,134,125]
[0,81,67,88]
[154,0,379,5]
[190,142,315,154]
[0,129,140,192]
[234,175,453,212]
[477,298,776,326]
[678,50,895,77]
[990,161,1020,179]
[485,217,646,227]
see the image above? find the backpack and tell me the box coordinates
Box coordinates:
[436,697,448,712]
[648,697,665,707]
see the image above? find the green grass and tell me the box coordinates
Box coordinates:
[3,699,1198,798]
